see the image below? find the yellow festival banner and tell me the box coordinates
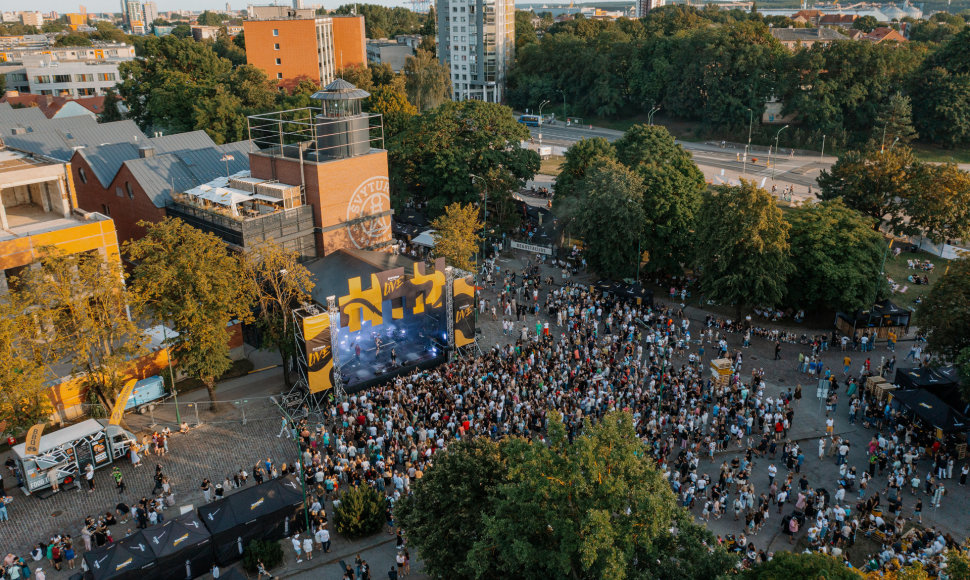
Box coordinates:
[108,379,138,425]
[24,423,45,456]
[303,313,335,394]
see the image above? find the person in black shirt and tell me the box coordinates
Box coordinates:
[116,502,130,524]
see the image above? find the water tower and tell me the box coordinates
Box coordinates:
[311,78,372,160]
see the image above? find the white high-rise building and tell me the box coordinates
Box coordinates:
[437,0,515,103]
[142,1,157,27]
[636,0,665,18]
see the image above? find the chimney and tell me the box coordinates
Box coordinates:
[139,145,156,158]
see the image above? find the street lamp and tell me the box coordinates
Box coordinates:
[648,105,661,125]
[743,107,753,175]
[538,99,550,144]
[889,136,900,151]
[162,325,180,424]
[470,174,488,325]
[820,134,826,162]
[770,124,789,182]
[557,89,566,124]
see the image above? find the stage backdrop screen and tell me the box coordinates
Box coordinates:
[335,258,449,390]
[453,274,475,348]
[302,313,335,394]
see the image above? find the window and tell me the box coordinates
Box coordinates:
[78,167,87,184]
[276,58,281,65]
[277,72,283,79]
[274,43,280,50]
[272,28,279,36]
[77,88,96,96]
[115,186,123,198]
[101,204,110,216]
[33,75,51,84]
[54,74,71,83]
[125,182,134,199]
[74,73,94,82]
[98,72,116,81]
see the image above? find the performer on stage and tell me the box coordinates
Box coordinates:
[375,335,383,355]
[390,348,398,367]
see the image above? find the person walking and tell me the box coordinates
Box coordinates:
[84,463,95,492]
[302,535,313,561]
[291,534,303,563]
[932,483,945,508]
[111,467,124,495]
[200,479,212,503]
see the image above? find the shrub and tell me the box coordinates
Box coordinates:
[333,484,386,538]
[242,539,284,573]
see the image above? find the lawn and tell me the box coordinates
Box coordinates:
[539,155,565,176]
[911,143,970,165]
[881,249,950,317]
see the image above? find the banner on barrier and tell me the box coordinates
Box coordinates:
[303,313,334,394]
[510,240,553,256]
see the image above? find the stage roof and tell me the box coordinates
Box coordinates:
[306,248,419,305]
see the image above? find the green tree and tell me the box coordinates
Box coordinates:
[614,125,706,274]
[695,180,792,315]
[54,33,93,47]
[337,64,375,92]
[212,32,246,66]
[388,100,538,218]
[875,93,918,145]
[99,88,124,122]
[464,412,734,579]
[171,23,192,38]
[243,242,313,388]
[403,49,452,111]
[741,551,859,579]
[396,438,508,580]
[333,485,386,538]
[91,21,129,43]
[853,15,880,32]
[333,4,423,38]
[516,10,539,50]
[816,147,919,230]
[364,87,417,137]
[431,202,483,270]
[196,11,229,26]
[911,29,970,148]
[553,137,616,201]
[577,159,646,280]
[0,295,53,435]
[784,200,885,311]
[118,36,276,143]
[904,163,970,244]
[13,250,148,414]
[126,219,254,408]
[917,255,970,360]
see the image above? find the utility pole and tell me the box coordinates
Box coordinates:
[771,124,789,181]
[744,108,753,175]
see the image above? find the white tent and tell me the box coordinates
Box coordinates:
[412,229,436,248]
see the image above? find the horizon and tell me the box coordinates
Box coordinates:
[32,0,599,15]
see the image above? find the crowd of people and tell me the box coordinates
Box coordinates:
[279,255,970,576]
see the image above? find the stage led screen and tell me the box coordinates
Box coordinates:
[335,259,449,390]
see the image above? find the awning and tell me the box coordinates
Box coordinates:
[412,229,436,248]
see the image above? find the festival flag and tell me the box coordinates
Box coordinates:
[24,423,45,456]
[108,379,138,425]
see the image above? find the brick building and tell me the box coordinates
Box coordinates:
[243,9,365,91]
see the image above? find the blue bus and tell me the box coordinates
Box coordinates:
[518,115,541,127]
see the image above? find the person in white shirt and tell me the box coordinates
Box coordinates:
[302,536,314,561]
[291,535,303,563]
[315,526,330,553]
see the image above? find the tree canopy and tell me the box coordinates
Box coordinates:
[784,200,885,311]
[126,219,254,406]
[118,35,277,143]
[399,412,736,580]
[403,49,452,112]
[431,202,483,271]
[816,147,918,230]
[388,100,538,219]
[695,180,792,314]
[575,159,646,280]
[917,255,970,360]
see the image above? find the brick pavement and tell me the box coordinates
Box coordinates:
[0,400,299,571]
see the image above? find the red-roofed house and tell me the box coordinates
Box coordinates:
[0,92,105,119]
[865,27,908,43]
[819,14,858,27]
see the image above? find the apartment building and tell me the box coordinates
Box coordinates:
[243,7,365,91]
[0,40,134,96]
[436,0,515,103]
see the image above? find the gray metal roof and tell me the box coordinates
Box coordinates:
[123,140,252,208]
[312,78,370,101]
[4,119,145,162]
[77,130,218,188]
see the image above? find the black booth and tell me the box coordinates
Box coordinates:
[83,532,157,580]
[83,477,304,580]
[891,388,968,434]
[894,366,964,411]
[142,512,214,580]
[198,476,304,565]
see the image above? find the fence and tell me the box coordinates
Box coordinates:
[77,396,288,433]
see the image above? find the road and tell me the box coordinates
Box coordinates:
[529,123,837,201]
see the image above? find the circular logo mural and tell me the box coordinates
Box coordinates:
[346,176,391,249]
